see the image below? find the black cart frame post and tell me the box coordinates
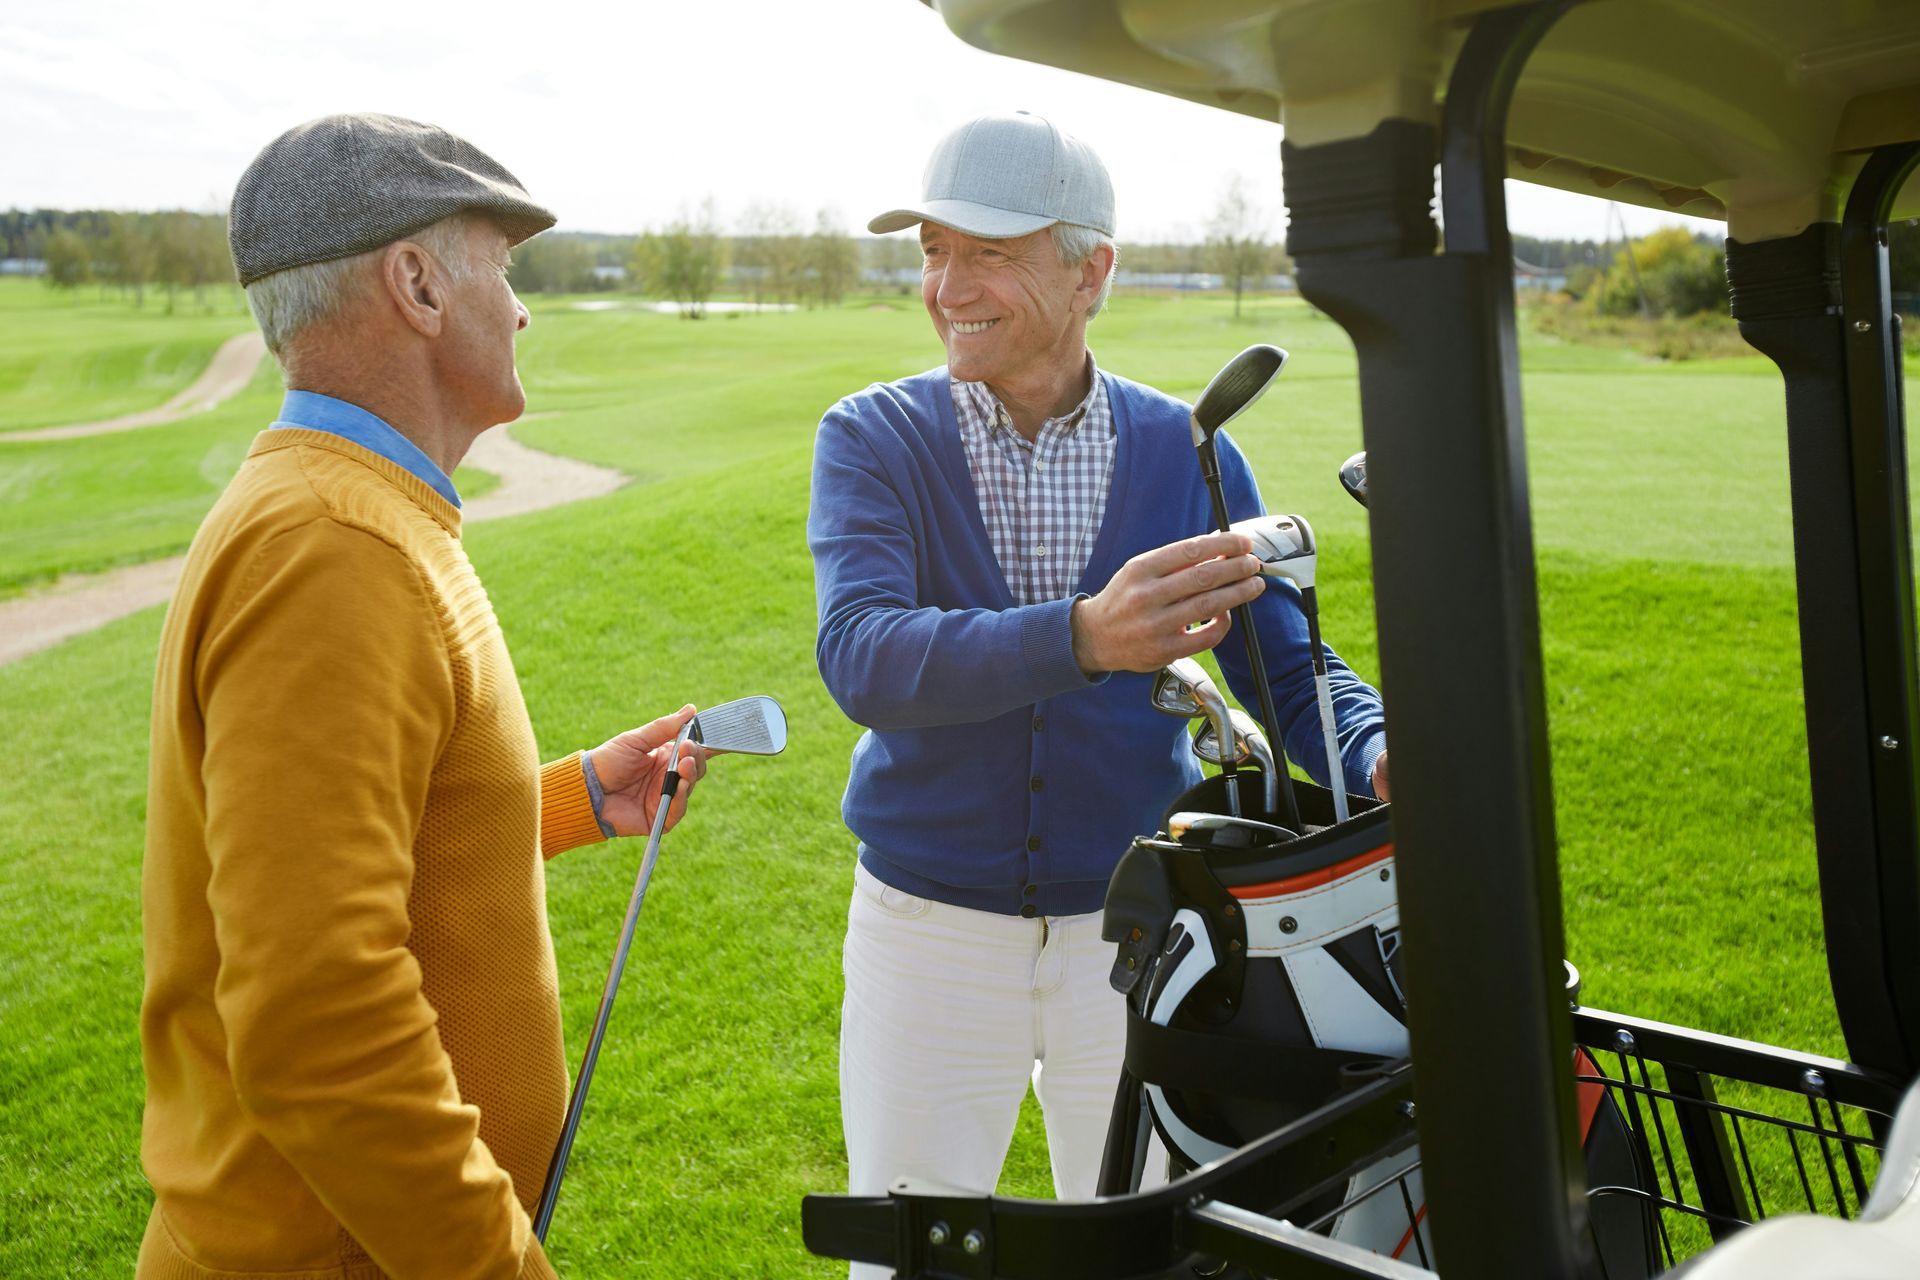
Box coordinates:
[1283,4,1593,1275]
[1727,142,1920,1087]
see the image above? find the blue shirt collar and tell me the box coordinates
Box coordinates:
[270,390,461,509]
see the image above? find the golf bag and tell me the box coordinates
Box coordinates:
[1099,775,1660,1275]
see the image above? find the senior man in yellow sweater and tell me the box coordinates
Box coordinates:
[137,114,699,1280]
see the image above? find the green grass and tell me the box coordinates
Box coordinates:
[0,284,1907,1273]
[0,280,254,433]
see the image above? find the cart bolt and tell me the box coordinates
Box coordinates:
[1881,736,1900,751]
[1126,956,1136,971]
[1224,903,1238,917]
[1400,1101,1417,1120]
[1228,939,1243,954]
[1803,1069,1827,1096]
[962,1229,986,1255]
[1380,868,1391,882]
[1279,916,1299,934]
[1613,1029,1636,1055]
[928,1222,949,1246]
[1854,319,1872,333]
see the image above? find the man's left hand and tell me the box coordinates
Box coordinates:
[1371,749,1390,800]
[589,705,709,837]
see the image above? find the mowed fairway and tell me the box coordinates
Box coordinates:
[1,278,1915,1275]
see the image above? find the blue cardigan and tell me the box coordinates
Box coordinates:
[808,368,1386,916]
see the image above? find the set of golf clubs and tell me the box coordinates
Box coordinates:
[1155,345,1377,846]
[532,695,788,1241]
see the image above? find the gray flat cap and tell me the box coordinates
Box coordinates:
[870,112,1114,239]
[229,112,556,286]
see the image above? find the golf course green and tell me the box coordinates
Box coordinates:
[1,275,1914,1274]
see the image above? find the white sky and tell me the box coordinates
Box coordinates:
[2,0,1721,245]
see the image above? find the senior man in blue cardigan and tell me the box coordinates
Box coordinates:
[808,113,1389,1253]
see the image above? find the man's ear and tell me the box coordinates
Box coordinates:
[381,240,445,338]
[1074,243,1115,313]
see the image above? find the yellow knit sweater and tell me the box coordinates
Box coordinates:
[139,429,604,1279]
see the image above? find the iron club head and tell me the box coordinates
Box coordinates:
[1192,713,1254,769]
[1232,514,1318,591]
[689,695,788,756]
[1191,345,1289,447]
[1167,811,1297,848]
[1339,451,1369,508]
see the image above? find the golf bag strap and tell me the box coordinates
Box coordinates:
[1125,1014,1388,1102]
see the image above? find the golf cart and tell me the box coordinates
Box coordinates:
[801,0,1920,1275]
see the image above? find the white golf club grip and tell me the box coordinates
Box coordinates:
[1315,673,1350,823]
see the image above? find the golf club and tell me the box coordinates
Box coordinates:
[533,695,788,1241]
[1232,514,1350,823]
[1190,345,1303,832]
[1190,706,1282,817]
[1340,451,1369,508]
[1167,810,1297,848]
[1151,658,1241,816]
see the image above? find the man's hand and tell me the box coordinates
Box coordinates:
[1071,532,1263,675]
[588,705,709,837]
[1371,750,1390,800]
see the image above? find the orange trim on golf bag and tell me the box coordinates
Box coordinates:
[1227,842,1395,900]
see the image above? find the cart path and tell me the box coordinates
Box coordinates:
[4,331,270,442]
[0,421,628,668]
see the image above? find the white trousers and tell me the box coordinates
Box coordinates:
[840,863,1159,1279]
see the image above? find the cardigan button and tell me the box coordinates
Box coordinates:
[1020,904,1038,919]
[1027,837,1041,852]
[1032,715,1044,732]
[1030,776,1044,792]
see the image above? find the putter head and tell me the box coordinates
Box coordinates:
[1340,451,1369,508]
[1149,657,1213,719]
[1191,344,1289,445]
[1232,514,1318,590]
[1167,810,1297,848]
[1192,716,1252,768]
[689,695,788,756]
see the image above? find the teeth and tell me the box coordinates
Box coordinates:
[952,319,996,334]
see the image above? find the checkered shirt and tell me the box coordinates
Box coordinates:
[951,360,1117,607]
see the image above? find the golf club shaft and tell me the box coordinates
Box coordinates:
[533,732,687,1241]
[1303,603,1350,823]
[1200,442,1302,830]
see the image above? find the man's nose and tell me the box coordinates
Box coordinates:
[515,298,530,332]
[935,258,979,310]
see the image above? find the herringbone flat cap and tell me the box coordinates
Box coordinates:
[229,112,556,285]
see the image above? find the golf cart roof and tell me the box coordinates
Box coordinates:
[929,0,1920,242]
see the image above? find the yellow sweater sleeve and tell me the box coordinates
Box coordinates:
[198,518,541,1280]
[540,752,604,859]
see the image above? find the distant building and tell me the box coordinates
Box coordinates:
[0,258,46,276]
[591,264,627,283]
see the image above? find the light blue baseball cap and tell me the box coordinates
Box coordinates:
[869,112,1116,239]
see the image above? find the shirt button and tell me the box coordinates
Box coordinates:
[1020,904,1038,919]
[1034,460,1047,472]
[1033,545,1047,558]
[1030,776,1044,792]
[1027,837,1041,852]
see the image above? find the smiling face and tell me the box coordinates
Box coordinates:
[919,222,1093,394]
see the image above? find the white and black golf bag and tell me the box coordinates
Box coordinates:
[1098,776,1660,1275]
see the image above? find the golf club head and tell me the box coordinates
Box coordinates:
[1149,657,1213,720]
[1232,513,1318,591]
[1167,811,1297,848]
[1192,715,1253,768]
[1230,709,1275,773]
[689,695,788,756]
[1340,451,1369,508]
[1191,344,1289,446]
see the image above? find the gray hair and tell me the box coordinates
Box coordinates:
[245,215,479,356]
[1051,222,1119,319]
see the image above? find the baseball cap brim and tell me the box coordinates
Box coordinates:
[868,198,1058,239]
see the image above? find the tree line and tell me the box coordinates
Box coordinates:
[5,209,233,312]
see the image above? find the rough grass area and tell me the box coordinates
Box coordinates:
[0,284,1911,1273]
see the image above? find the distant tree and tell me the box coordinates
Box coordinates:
[1591,228,1726,318]
[1205,175,1275,318]
[625,232,663,297]
[658,199,728,319]
[509,234,597,294]
[106,213,156,308]
[43,228,92,289]
[737,202,806,305]
[804,208,857,308]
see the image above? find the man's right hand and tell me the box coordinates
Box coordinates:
[1071,531,1263,675]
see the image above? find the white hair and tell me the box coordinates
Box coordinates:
[245,215,479,356]
[1051,222,1119,319]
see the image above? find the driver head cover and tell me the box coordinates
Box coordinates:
[868,112,1115,240]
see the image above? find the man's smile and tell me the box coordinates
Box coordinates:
[950,318,998,334]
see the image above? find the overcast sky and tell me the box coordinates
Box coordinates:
[3,0,1722,245]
